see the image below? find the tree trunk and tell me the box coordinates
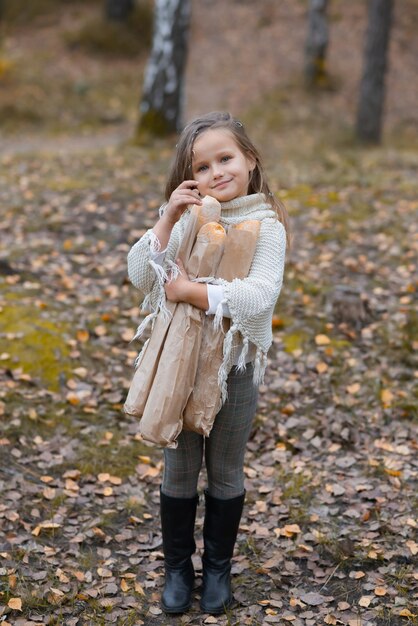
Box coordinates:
[356,0,394,143]
[137,0,191,137]
[305,0,329,87]
[105,0,134,21]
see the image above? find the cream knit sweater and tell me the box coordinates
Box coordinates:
[127,193,286,397]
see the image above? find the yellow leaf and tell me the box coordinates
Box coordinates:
[324,615,337,625]
[346,383,360,394]
[381,388,394,406]
[384,468,402,477]
[315,334,331,346]
[399,609,417,618]
[43,487,56,500]
[76,329,89,343]
[120,578,129,592]
[8,597,22,611]
[8,574,17,589]
[374,586,387,596]
[97,567,112,578]
[284,524,301,534]
[275,524,302,537]
[316,361,328,373]
[138,455,152,464]
[406,540,418,556]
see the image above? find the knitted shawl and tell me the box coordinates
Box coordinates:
[127,193,286,396]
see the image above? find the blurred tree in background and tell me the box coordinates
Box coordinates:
[356,0,394,143]
[305,0,330,88]
[137,0,191,138]
[105,0,134,21]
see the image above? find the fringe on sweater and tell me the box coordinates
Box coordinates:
[127,193,286,399]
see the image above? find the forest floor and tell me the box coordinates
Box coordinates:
[0,1,417,625]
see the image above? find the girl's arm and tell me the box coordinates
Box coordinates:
[164,258,209,311]
[153,180,201,249]
[127,181,201,296]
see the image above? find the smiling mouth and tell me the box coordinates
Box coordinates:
[213,179,232,189]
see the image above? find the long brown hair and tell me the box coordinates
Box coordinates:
[165,111,290,239]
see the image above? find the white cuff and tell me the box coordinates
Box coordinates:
[149,249,167,265]
[206,284,231,317]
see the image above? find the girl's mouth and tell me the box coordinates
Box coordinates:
[213,179,232,189]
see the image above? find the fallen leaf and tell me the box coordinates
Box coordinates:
[300,592,327,606]
[315,334,331,345]
[399,609,417,618]
[346,383,360,394]
[374,586,387,596]
[380,388,394,406]
[316,361,329,373]
[8,597,22,611]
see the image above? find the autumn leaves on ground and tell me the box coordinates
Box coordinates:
[0,2,417,625]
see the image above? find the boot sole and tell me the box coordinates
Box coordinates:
[161,601,192,614]
[200,596,233,615]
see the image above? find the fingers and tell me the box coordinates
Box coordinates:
[180,180,200,191]
[175,257,185,273]
[173,180,202,205]
[164,180,202,227]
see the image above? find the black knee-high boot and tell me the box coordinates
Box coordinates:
[200,490,245,614]
[160,490,199,613]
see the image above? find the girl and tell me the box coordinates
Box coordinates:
[127,111,288,615]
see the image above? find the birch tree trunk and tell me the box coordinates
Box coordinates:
[356,0,394,143]
[137,0,191,137]
[305,0,329,87]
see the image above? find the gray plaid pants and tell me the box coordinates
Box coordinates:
[162,364,259,499]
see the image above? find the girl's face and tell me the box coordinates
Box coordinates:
[191,129,256,202]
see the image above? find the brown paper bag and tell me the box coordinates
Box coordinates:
[182,220,260,436]
[138,222,226,447]
[124,196,221,418]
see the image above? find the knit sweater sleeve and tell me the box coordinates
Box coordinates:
[127,215,186,311]
[219,218,286,351]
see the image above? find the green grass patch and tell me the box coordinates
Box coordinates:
[0,292,73,391]
[74,432,151,478]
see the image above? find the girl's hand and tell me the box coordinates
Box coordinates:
[153,181,201,250]
[164,180,202,225]
[164,258,190,302]
[164,258,209,310]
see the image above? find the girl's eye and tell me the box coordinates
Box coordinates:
[221,155,231,162]
[197,164,208,172]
